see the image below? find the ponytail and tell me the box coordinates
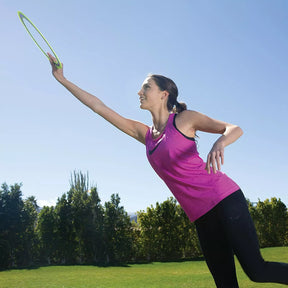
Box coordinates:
[173,101,187,114]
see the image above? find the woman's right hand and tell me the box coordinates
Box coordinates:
[47,53,65,83]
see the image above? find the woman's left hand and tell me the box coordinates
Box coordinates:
[47,52,65,82]
[205,142,224,174]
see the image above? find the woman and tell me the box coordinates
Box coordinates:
[48,54,288,287]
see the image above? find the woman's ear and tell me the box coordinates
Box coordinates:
[161,90,169,100]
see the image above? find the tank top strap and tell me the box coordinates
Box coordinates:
[167,113,175,127]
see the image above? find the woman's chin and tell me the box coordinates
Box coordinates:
[140,103,146,110]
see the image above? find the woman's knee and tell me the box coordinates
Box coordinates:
[246,269,265,283]
[244,261,277,283]
[240,259,267,283]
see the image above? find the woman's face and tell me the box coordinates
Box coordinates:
[138,77,165,110]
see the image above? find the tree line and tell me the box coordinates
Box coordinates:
[0,171,287,270]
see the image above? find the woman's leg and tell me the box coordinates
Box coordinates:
[195,205,239,288]
[219,190,288,284]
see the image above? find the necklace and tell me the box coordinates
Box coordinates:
[152,118,169,138]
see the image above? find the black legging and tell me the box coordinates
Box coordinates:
[195,190,288,288]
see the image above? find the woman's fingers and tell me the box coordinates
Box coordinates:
[206,154,211,174]
[206,149,224,174]
[47,53,59,68]
[47,52,54,63]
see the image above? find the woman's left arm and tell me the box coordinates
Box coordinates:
[179,110,243,174]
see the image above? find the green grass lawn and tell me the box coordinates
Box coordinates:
[0,247,287,288]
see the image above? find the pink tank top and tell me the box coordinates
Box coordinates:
[145,113,240,222]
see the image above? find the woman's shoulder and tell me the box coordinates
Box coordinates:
[176,109,200,121]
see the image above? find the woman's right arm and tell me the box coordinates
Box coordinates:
[48,54,149,144]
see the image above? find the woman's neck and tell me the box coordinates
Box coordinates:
[151,110,170,134]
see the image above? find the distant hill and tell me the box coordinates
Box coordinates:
[129,213,138,223]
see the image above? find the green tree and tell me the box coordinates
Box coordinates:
[137,205,158,261]
[0,183,38,268]
[103,194,132,264]
[0,183,13,269]
[138,198,201,262]
[152,198,183,261]
[0,183,23,268]
[84,187,104,264]
[130,219,143,262]
[177,206,202,259]
[54,193,77,264]
[37,206,57,264]
[69,171,104,264]
[18,196,39,266]
[138,198,203,262]
[69,171,90,263]
[249,198,288,247]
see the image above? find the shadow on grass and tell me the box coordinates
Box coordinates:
[160,256,205,263]
[127,256,205,266]
[0,265,40,272]
[0,256,205,271]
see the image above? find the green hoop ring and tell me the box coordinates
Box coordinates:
[18,11,62,69]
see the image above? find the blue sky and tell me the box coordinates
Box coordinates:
[1,0,288,212]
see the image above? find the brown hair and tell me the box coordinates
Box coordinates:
[148,74,187,113]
